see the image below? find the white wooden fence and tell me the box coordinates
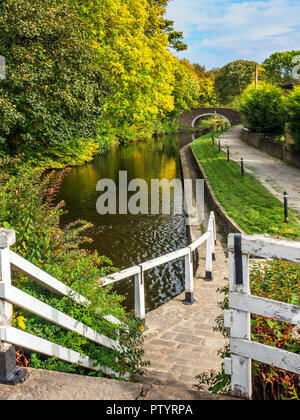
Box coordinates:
[0,228,130,383]
[0,212,216,382]
[102,211,217,323]
[224,233,300,399]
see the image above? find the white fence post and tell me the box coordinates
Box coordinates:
[211,212,216,261]
[184,247,194,304]
[205,214,214,281]
[135,267,146,329]
[0,228,28,385]
[228,233,252,399]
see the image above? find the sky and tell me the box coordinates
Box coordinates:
[166,0,300,70]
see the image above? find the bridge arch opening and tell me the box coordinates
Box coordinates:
[192,113,231,129]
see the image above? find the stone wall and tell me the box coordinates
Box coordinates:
[241,128,300,169]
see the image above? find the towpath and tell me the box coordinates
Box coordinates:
[220,126,300,216]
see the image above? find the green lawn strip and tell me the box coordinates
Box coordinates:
[192,132,300,240]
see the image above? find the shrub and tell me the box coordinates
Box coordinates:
[235,83,285,136]
[0,157,148,377]
[286,86,300,152]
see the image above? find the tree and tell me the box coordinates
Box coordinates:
[172,59,200,114]
[192,64,216,106]
[262,51,300,86]
[146,0,188,51]
[215,60,257,105]
[286,86,300,151]
[235,83,285,136]
[74,0,177,143]
[0,0,107,164]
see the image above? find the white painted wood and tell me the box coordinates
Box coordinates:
[231,354,251,399]
[0,248,12,323]
[189,231,211,252]
[102,265,140,285]
[229,292,300,325]
[228,234,300,263]
[185,248,194,294]
[212,212,217,243]
[0,326,128,379]
[140,247,190,272]
[228,233,300,398]
[0,229,16,249]
[0,284,124,353]
[0,229,16,353]
[224,310,232,329]
[10,250,122,328]
[231,338,300,375]
[228,239,252,399]
[208,213,215,255]
[224,357,232,375]
[10,250,86,303]
[228,249,235,291]
[134,270,145,321]
[205,229,213,274]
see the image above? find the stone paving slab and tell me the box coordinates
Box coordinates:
[138,239,228,389]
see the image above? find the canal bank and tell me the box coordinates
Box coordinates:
[136,137,228,389]
[57,130,208,312]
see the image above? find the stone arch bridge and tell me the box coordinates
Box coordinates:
[178,107,240,128]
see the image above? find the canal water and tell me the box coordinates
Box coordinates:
[57,133,195,312]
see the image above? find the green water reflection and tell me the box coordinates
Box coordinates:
[58,133,193,312]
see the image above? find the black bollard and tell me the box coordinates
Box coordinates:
[227,147,230,162]
[218,139,221,152]
[284,192,288,223]
[241,158,244,176]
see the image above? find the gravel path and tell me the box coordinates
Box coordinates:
[220,126,300,217]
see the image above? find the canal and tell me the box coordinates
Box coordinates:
[58,132,197,312]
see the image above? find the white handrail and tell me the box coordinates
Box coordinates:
[10,250,123,327]
[0,212,217,381]
[0,283,124,353]
[102,212,217,319]
[0,326,129,380]
[0,231,128,381]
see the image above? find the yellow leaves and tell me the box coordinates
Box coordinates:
[111,62,125,75]
[13,313,27,331]
[78,0,178,130]
[90,40,101,50]
[17,317,26,330]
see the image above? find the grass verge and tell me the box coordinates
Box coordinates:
[192,131,300,240]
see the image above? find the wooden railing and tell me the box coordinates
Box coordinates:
[0,212,216,384]
[102,211,217,324]
[224,233,300,399]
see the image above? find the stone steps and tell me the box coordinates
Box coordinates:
[138,239,228,390]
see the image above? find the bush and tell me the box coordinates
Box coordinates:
[235,83,285,136]
[286,86,300,152]
[0,156,148,377]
